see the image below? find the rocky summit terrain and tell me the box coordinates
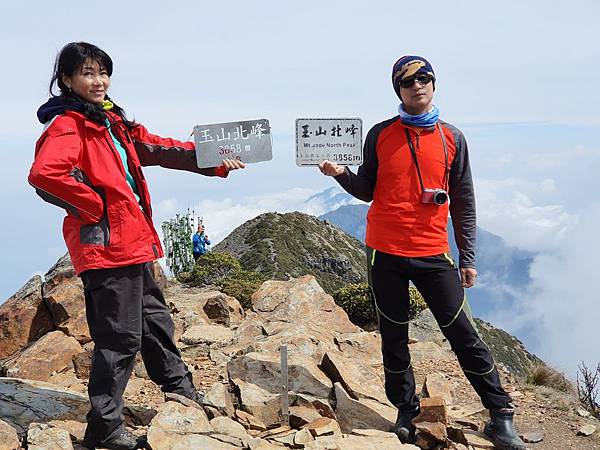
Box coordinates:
[0,254,599,450]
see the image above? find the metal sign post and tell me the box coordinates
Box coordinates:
[280,345,289,426]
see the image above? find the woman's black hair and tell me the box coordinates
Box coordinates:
[50,42,136,128]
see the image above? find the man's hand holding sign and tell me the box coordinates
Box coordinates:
[318,160,345,177]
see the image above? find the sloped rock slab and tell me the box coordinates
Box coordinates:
[229,351,332,398]
[4,331,83,382]
[0,378,88,435]
[462,430,496,449]
[320,351,388,404]
[409,308,449,347]
[153,434,237,449]
[333,382,396,433]
[251,276,359,334]
[228,350,332,425]
[334,332,382,366]
[423,372,453,405]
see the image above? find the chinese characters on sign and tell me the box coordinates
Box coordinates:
[193,119,272,169]
[295,118,363,166]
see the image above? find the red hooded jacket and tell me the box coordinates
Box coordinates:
[29,109,226,275]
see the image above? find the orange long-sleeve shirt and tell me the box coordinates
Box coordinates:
[334,116,476,268]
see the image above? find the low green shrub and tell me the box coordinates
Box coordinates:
[333,283,427,328]
[176,271,193,283]
[175,251,265,309]
[332,283,373,327]
[180,252,241,286]
[408,287,428,318]
[217,270,267,310]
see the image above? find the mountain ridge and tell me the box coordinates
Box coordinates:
[213,211,367,294]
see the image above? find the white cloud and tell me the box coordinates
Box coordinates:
[499,205,600,377]
[522,145,600,170]
[154,187,338,246]
[476,178,577,251]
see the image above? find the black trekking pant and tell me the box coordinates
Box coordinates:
[367,247,512,413]
[80,262,195,444]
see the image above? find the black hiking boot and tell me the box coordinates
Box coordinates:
[164,390,205,408]
[83,430,146,449]
[393,407,419,444]
[484,407,527,450]
[188,390,205,406]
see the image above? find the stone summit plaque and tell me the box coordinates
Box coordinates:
[295,118,362,166]
[193,119,272,169]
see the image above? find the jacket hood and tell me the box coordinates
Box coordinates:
[37,96,84,124]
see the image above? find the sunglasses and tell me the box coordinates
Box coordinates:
[399,73,433,89]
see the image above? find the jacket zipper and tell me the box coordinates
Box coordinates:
[104,137,128,178]
[106,135,151,217]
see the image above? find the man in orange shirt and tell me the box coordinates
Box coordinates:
[319,56,525,450]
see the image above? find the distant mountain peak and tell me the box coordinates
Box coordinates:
[304,187,359,213]
[214,211,367,294]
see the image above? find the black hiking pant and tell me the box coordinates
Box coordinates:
[367,247,512,413]
[80,262,195,444]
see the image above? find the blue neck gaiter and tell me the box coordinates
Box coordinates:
[398,104,440,127]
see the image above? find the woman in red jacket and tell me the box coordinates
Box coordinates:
[29,42,244,450]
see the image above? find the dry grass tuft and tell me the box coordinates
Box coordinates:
[526,364,574,393]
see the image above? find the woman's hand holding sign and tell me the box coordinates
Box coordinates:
[222,158,246,172]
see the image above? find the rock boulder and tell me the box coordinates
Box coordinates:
[0,276,53,359]
[4,331,83,382]
[0,378,88,435]
[44,277,90,344]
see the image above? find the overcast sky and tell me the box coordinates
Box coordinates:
[1,1,599,378]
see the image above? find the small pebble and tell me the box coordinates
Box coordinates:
[521,432,544,443]
[577,424,596,436]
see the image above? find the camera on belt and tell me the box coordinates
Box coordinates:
[421,188,448,205]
